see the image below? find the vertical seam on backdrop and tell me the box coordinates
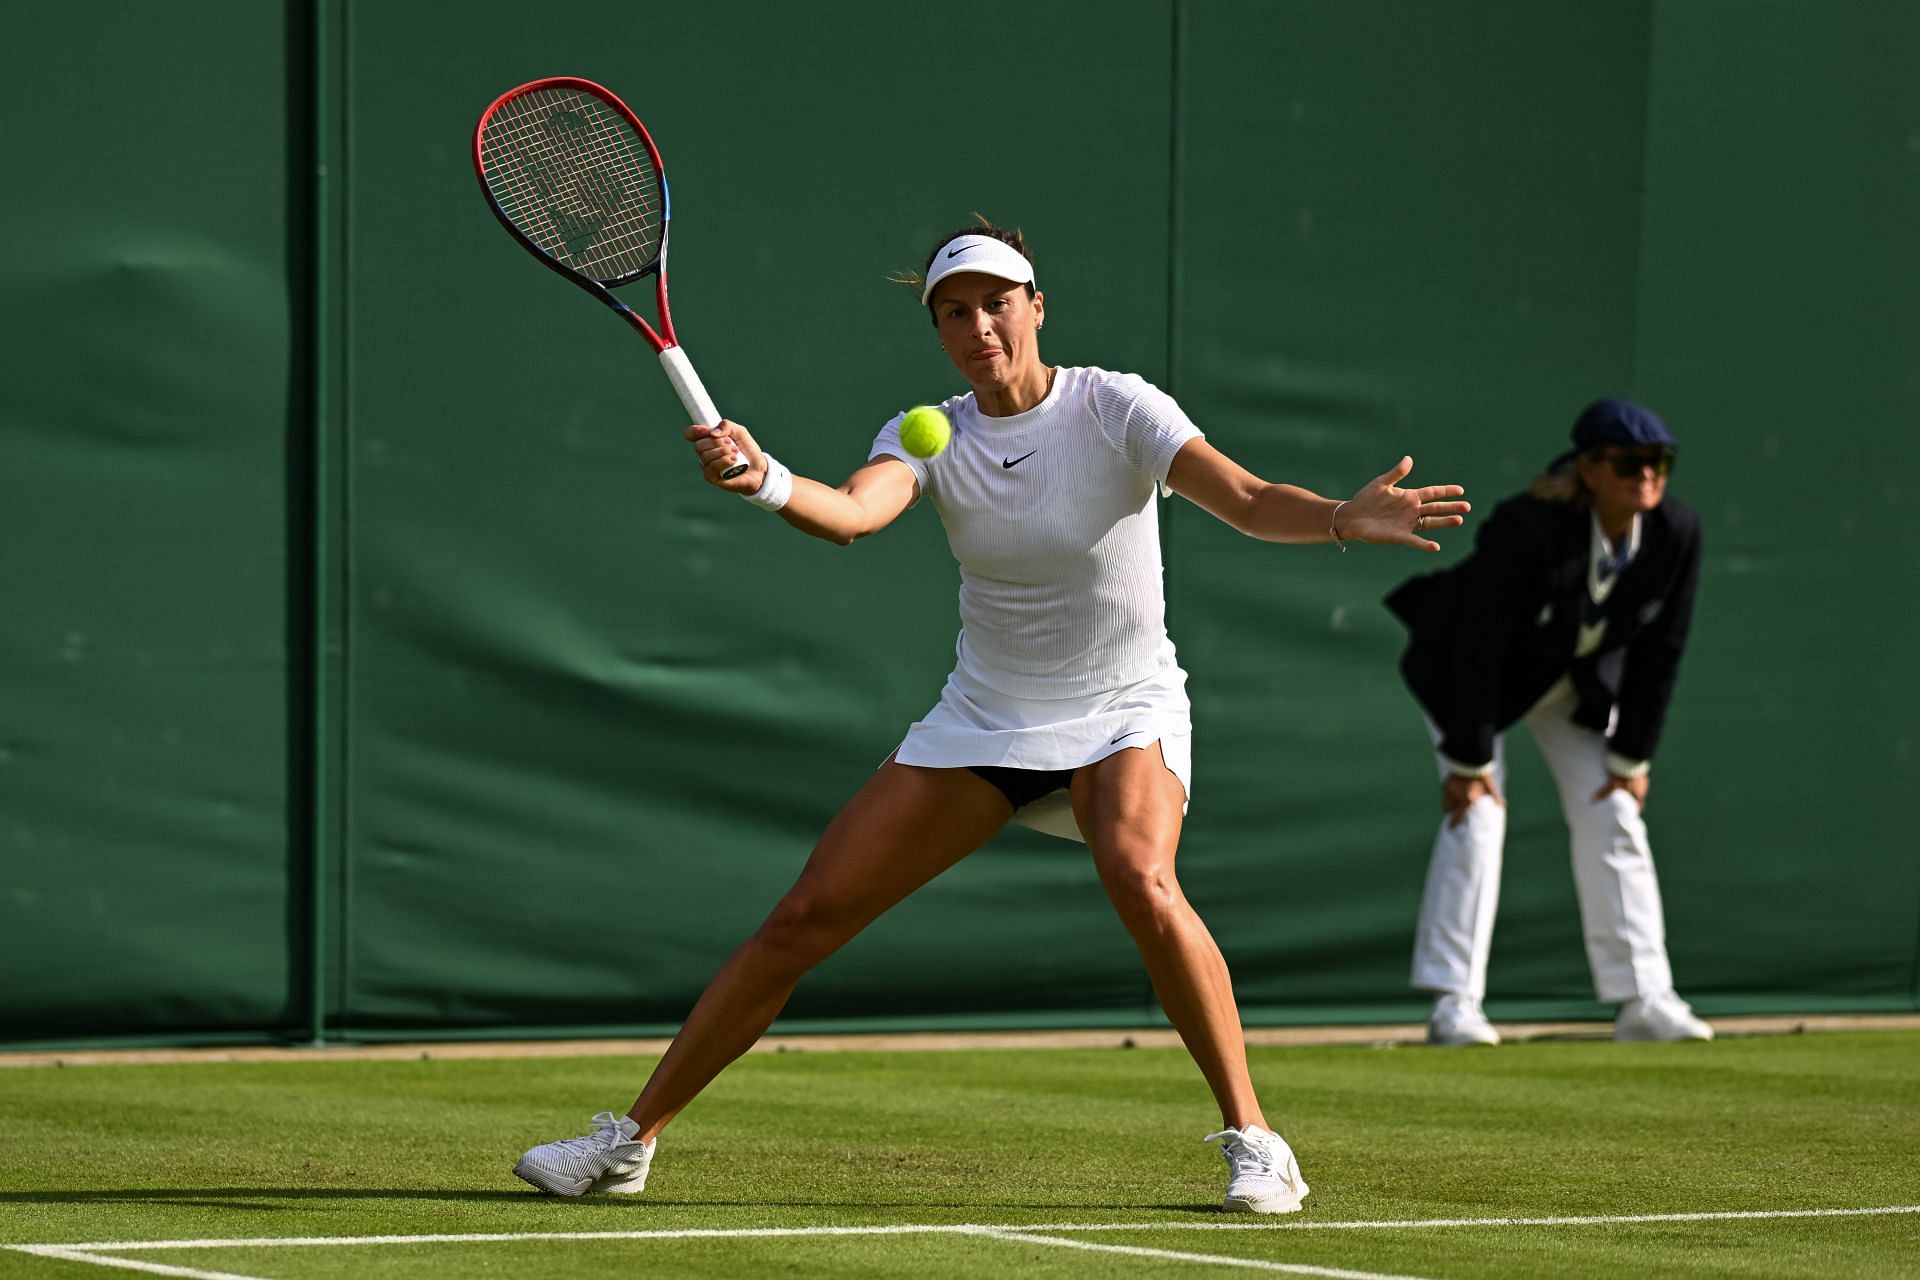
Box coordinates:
[1910,839,1920,1008]
[1163,2,1186,615]
[305,0,351,1044]
[1627,1,1657,394]
[1165,0,1185,402]
[286,0,319,1046]
[303,0,329,1047]
[1910,877,1920,1010]
[1161,0,1188,1026]
[336,0,356,1035]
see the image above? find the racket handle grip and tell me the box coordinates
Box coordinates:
[660,345,748,480]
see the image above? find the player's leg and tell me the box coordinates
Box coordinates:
[514,760,1011,1195]
[627,759,1013,1136]
[1070,743,1306,1213]
[1410,715,1509,1045]
[1524,688,1709,1040]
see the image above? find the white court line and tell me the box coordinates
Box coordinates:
[10,1246,265,1280]
[10,1229,1438,1280]
[8,1204,1916,1280]
[977,1228,1433,1279]
[13,1202,1918,1252]
[1243,1205,1920,1231]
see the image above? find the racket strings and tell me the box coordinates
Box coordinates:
[480,88,665,281]
[489,92,661,273]
[484,93,660,275]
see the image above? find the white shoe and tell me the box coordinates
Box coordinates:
[513,1112,655,1196]
[1203,1124,1309,1214]
[1615,991,1714,1042]
[1427,993,1501,1046]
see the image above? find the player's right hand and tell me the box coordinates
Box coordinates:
[685,419,765,493]
[1442,773,1503,828]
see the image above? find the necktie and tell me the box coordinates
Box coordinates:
[1598,540,1630,582]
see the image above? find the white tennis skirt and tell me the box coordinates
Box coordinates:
[893,639,1193,843]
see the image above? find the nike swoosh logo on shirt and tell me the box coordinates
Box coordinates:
[1110,730,1143,746]
[1002,451,1037,469]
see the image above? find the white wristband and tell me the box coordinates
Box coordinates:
[1605,752,1651,779]
[1444,757,1497,780]
[740,455,792,512]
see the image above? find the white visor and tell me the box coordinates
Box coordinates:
[920,234,1037,305]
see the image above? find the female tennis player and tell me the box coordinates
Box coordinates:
[514,223,1469,1212]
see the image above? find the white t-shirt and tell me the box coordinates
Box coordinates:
[868,365,1203,700]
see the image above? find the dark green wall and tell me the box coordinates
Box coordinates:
[0,4,298,1042]
[2,1,1914,1047]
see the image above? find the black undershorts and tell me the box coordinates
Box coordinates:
[968,764,1077,810]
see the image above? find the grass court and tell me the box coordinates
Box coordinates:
[4,1030,1916,1277]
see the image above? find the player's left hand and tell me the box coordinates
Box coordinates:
[1337,457,1469,550]
[1592,773,1650,810]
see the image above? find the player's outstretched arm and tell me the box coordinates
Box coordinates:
[685,422,916,545]
[1167,440,1468,549]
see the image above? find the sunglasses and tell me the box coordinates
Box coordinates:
[1595,447,1676,478]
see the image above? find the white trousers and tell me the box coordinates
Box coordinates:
[1410,678,1674,1004]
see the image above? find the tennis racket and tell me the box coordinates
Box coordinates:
[473,76,746,478]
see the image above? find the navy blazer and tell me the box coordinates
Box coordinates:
[1385,492,1701,769]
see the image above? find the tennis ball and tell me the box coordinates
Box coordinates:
[899,405,952,459]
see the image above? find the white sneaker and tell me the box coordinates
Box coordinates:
[1615,991,1714,1042]
[1203,1124,1309,1214]
[1427,993,1501,1046]
[513,1112,655,1196]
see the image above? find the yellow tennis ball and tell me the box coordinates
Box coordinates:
[899,405,952,459]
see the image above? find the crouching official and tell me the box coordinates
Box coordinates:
[1386,399,1713,1046]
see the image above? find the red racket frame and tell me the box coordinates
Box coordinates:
[473,76,681,355]
[474,76,739,475]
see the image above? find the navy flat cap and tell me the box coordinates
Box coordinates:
[1571,398,1676,451]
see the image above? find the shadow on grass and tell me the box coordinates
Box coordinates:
[0,1189,1221,1215]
